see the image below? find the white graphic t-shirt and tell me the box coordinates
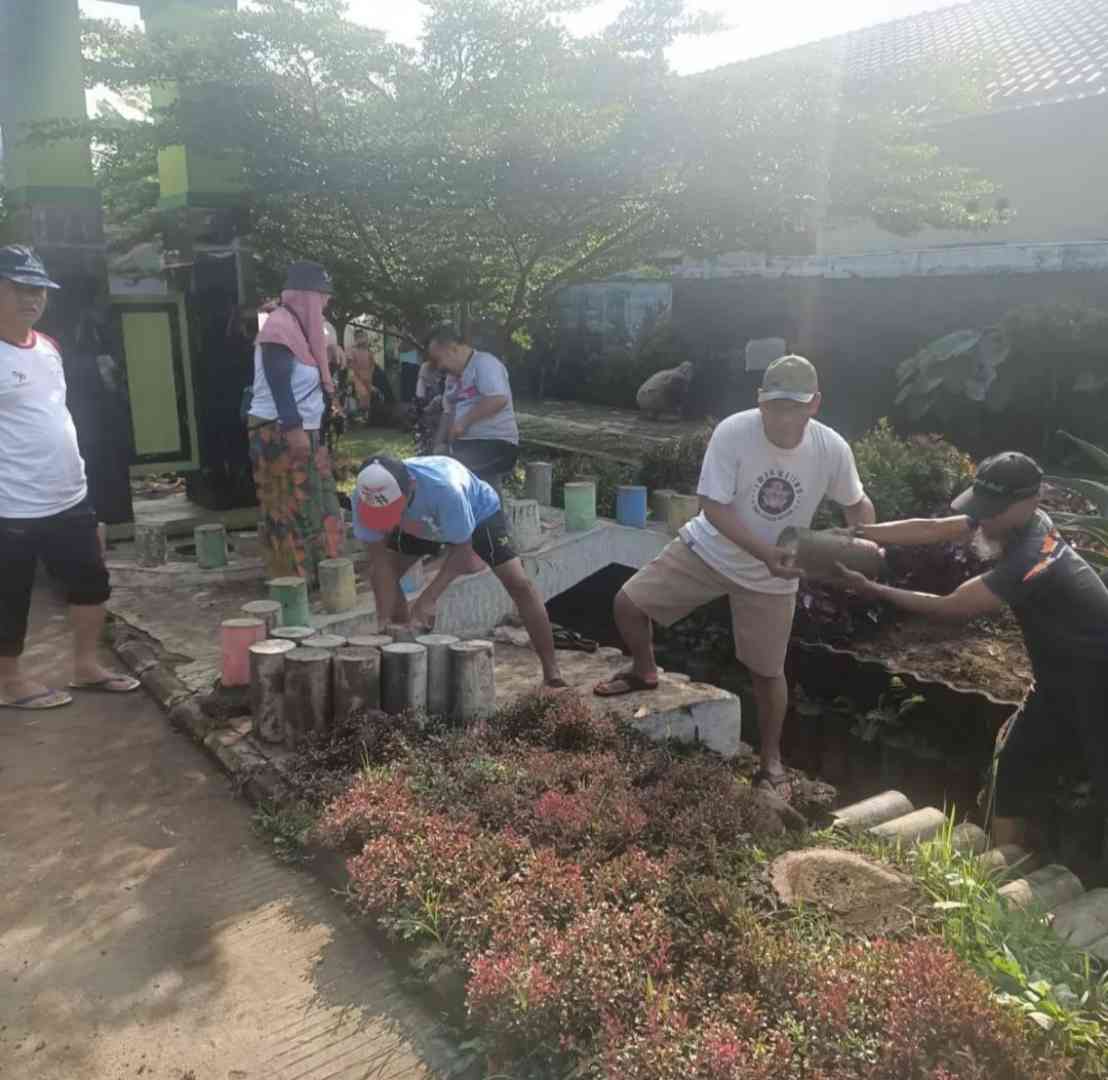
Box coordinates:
[0,331,88,518]
[444,350,519,445]
[680,409,865,595]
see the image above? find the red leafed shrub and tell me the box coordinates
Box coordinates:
[311,691,1075,1080]
[468,901,675,1060]
[312,767,417,851]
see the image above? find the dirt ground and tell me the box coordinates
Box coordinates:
[843,608,1031,703]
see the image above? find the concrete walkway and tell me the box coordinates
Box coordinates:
[0,591,460,1080]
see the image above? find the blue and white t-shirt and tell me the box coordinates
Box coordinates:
[353,456,501,544]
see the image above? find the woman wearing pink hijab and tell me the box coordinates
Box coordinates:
[247,260,345,584]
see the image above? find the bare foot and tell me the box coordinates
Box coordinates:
[1,676,54,703]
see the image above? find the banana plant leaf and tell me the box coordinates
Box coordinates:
[1045,476,1108,515]
[896,329,981,386]
[1057,430,1108,475]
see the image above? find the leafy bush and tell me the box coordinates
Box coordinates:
[1048,430,1108,570]
[310,692,1086,1078]
[549,453,639,518]
[638,423,716,493]
[852,419,976,520]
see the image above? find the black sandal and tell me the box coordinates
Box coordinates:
[553,628,599,653]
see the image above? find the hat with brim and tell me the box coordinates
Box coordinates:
[355,456,410,533]
[758,354,818,403]
[283,260,333,294]
[0,245,61,290]
[951,451,1043,521]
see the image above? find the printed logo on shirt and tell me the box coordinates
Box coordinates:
[752,469,804,520]
[1022,527,1066,583]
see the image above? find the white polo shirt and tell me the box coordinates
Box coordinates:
[0,331,88,518]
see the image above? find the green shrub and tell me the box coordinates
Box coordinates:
[550,453,639,518]
[637,423,716,494]
[852,419,976,520]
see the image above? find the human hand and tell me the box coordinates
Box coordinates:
[762,546,803,580]
[410,595,436,629]
[286,427,311,466]
[450,421,468,441]
[835,562,876,592]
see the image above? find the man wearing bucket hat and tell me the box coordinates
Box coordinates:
[353,454,567,689]
[596,354,876,800]
[0,245,140,710]
[837,451,1108,849]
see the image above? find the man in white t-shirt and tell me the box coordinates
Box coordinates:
[426,324,520,485]
[0,245,140,711]
[595,355,875,799]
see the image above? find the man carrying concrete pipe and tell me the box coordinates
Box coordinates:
[595,355,876,801]
[835,451,1108,852]
[353,454,567,689]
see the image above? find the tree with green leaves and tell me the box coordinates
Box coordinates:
[74,0,1002,351]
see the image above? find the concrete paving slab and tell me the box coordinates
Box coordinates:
[0,590,462,1080]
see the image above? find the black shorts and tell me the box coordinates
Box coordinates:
[0,500,111,657]
[993,675,1108,819]
[451,439,519,483]
[386,510,518,569]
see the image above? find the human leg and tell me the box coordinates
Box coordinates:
[729,587,796,789]
[990,688,1061,850]
[250,423,305,580]
[492,558,562,685]
[0,517,61,704]
[595,539,726,696]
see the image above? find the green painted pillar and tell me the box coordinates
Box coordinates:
[140,0,257,511]
[0,0,134,524]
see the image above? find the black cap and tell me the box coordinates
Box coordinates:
[952,452,1043,521]
[0,245,61,290]
[283,260,333,294]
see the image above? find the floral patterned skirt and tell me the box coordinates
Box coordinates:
[249,423,344,586]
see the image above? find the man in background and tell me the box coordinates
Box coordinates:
[426,324,520,487]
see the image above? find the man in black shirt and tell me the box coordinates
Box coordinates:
[836,452,1108,850]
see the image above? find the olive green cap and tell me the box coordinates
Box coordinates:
[759,354,819,403]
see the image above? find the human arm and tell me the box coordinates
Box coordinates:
[835,565,1004,621]
[451,394,508,439]
[842,495,876,528]
[853,515,974,547]
[260,343,310,463]
[700,497,801,579]
[410,542,486,626]
[363,538,404,627]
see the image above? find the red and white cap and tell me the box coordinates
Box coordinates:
[355,457,410,533]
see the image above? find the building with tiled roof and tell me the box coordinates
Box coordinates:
[697,0,1108,258]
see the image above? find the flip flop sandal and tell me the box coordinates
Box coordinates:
[68,675,141,694]
[593,670,659,698]
[0,689,73,711]
[753,768,794,801]
[553,628,599,654]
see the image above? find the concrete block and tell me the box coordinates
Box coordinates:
[869,807,946,845]
[833,790,914,830]
[999,865,1084,911]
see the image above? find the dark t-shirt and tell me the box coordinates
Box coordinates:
[982,510,1108,683]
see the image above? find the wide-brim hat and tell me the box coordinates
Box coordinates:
[0,245,61,289]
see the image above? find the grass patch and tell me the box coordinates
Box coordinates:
[252,800,317,863]
[333,422,414,494]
